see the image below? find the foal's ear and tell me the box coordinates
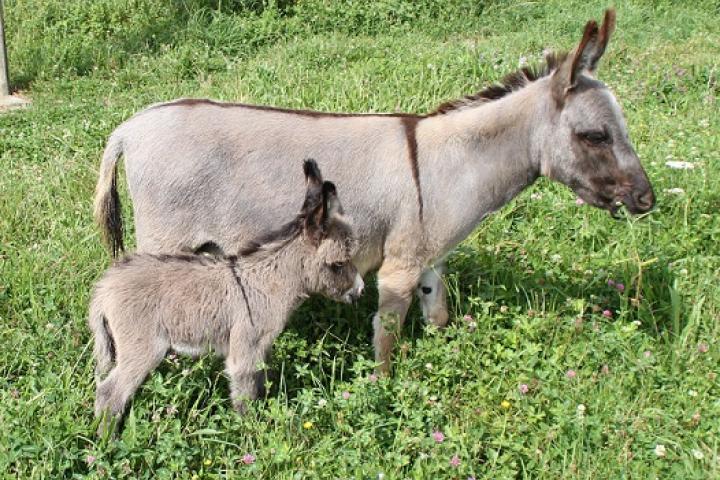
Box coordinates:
[301,158,324,213]
[303,159,323,188]
[552,9,616,102]
[320,181,343,224]
[304,181,343,245]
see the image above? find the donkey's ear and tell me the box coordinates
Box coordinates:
[552,9,616,102]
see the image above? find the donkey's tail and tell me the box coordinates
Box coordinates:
[93,132,125,257]
[88,297,115,381]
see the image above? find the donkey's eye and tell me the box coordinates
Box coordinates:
[579,131,610,145]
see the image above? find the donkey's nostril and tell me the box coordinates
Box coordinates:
[635,188,655,211]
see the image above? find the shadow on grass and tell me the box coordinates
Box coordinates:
[267,241,680,398]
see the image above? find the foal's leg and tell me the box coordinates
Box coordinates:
[94,344,166,436]
[225,324,278,413]
[417,263,449,328]
[373,260,421,375]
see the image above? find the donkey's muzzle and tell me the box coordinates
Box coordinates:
[625,185,656,214]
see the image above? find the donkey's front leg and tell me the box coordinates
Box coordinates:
[373,260,422,374]
[417,263,449,328]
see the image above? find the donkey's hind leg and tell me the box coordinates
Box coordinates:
[94,345,166,436]
[373,259,422,375]
[417,263,449,328]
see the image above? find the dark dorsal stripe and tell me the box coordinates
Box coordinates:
[400,116,423,221]
[152,98,422,120]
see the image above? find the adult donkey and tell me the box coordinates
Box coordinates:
[94,9,654,373]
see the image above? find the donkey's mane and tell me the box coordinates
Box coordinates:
[429,51,568,116]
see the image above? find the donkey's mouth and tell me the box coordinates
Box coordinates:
[574,186,619,215]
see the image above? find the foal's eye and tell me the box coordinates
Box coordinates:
[329,262,345,272]
[578,130,610,145]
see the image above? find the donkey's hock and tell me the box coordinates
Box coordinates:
[89,160,361,436]
[94,8,653,374]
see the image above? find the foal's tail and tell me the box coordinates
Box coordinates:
[93,133,124,257]
[88,297,115,381]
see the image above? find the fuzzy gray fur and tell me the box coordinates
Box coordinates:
[89,162,363,436]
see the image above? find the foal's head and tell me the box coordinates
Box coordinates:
[241,160,362,302]
[540,9,655,215]
[298,160,363,303]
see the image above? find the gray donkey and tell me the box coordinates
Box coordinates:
[89,160,363,435]
[94,10,654,373]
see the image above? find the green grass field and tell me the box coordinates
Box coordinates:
[1,0,718,478]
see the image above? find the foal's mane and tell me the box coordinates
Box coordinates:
[428,51,568,116]
[237,216,303,258]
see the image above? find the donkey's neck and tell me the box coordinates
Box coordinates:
[418,81,546,258]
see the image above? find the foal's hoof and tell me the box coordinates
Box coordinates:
[95,415,120,440]
[232,398,250,415]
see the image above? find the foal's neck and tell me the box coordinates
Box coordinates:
[232,235,309,315]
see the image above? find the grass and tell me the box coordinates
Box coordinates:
[1,0,719,477]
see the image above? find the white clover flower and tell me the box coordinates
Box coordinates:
[654,444,666,457]
[692,449,704,460]
[665,161,696,170]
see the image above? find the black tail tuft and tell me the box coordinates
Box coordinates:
[106,170,124,257]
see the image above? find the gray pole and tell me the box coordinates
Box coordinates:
[0,0,10,96]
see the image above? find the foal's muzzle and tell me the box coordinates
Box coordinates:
[342,273,365,303]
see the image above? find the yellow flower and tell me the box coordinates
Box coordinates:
[203,458,212,466]
[501,400,511,409]
[303,421,314,429]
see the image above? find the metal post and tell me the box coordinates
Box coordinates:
[0,0,10,96]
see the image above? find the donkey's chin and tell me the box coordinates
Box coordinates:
[574,188,618,216]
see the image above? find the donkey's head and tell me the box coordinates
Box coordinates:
[299,160,363,303]
[539,9,655,215]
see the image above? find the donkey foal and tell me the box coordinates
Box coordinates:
[89,160,362,435]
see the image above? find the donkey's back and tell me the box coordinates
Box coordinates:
[95,99,417,265]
